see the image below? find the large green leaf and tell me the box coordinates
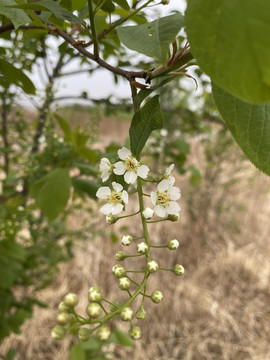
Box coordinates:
[185,0,270,103]
[34,168,71,220]
[129,95,163,158]
[117,13,184,63]
[70,344,86,360]
[0,59,35,94]
[10,0,82,24]
[0,0,30,29]
[212,83,270,176]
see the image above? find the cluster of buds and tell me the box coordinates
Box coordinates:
[52,147,185,343]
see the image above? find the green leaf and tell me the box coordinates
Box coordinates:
[0,0,30,29]
[113,0,130,11]
[70,343,86,360]
[34,168,71,220]
[77,147,98,163]
[55,113,72,141]
[129,95,163,158]
[212,83,270,176]
[109,329,134,347]
[11,0,83,24]
[93,0,115,13]
[0,59,35,94]
[117,13,184,63]
[72,178,99,199]
[188,166,202,187]
[6,348,16,360]
[185,0,270,103]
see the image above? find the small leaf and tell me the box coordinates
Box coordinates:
[72,178,99,200]
[212,83,270,176]
[185,0,270,103]
[93,0,115,13]
[0,59,35,94]
[0,0,30,29]
[113,0,130,11]
[117,13,184,63]
[55,114,72,140]
[129,95,163,158]
[109,329,134,347]
[188,166,202,187]
[70,344,86,360]
[77,147,98,163]
[34,168,71,220]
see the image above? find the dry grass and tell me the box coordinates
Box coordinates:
[1,119,270,360]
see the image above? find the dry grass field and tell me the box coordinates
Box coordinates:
[1,115,270,360]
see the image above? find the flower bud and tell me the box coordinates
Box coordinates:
[88,286,102,302]
[142,207,154,219]
[151,290,163,304]
[51,325,66,340]
[106,214,118,224]
[57,312,70,325]
[167,239,179,250]
[135,306,146,320]
[112,264,126,278]
[58,301,70,313]
[120,307,133,321]
[86,302,102,318]
[118,277,131,290]
[64,293,78,308]
[121,234,133,246]
[115,251,127,261]
[173,264,185,276]
[78,327,91,342]
[97,326,111,341]
[147,260,159,273]
[167,213,180,222]
[129,326,141,340]
[161,0,170,4]
[137,242,148,255]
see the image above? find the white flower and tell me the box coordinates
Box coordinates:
[163,163,176,186]
[100,158,113,182]
[96,182,128,215]
[121,234,133,246]
[147,260,159,273]
[168,239,179,250]
[113,147,149,184]
[142,207,154,219]
[120,307,133,321]
[160,129,168,136]
[97,326,110,341]
[137,242,148,254]
[151,180,181,218]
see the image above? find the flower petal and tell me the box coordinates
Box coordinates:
[124,171,137,184]
[165,164,174,175]
[101,171,110,182]
[96,187,111,199]
[154,205,167,218]
[112,182,123,192]
[137,165,150,179]
[100,158,110,171]
[167,201,180,215]
[100,203,113,214]
[113,161,126,175]
[168,186,181,201]
[168,175,175,186]
[111,203,123,215]
[150,191,157,205]
[118,147,131,160]
[157,179,170,192]
[122,190,129,204]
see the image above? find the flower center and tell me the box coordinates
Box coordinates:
[125,156,138,172]
[156,191,170,206]
[108,191,122,204]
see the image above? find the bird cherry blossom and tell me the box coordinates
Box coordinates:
[99,158,114,182]
[113,147,150,184]
[151,180,181,218]
[163,163,176,186]
[96,182,128,215]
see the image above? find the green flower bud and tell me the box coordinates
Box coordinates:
[88,286,102,302]
[58,301,70,313]
[167,213,179,222]
[78,327,91,342]
[135,306,146,320]
[57,312,70,325]
[106,214,118,224]
[118,277,131,290]
[112,264,126,278]
[120,307,133,321]
[51,325,66,340]
[147,260,159,273]
[64,293,78,308]
[173,264,185,276]
[115,251,127,261]
[137,242,148,255]
[97,326,111,341]
[161,0,170,5]
[151,290,163,304]
[121,234,133,246]
[167,239,179,250]
[86,302,102,318]
[129,326,141,340]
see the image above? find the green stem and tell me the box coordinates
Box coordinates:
[137,178,151,258]
[147,218,168,224]
[117,210,140,219]
[159,267,173,272]
[88,0,99,59]
[150,244,167,248]
[126,270,145,273]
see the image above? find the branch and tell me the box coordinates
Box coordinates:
[0,22,45,34]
